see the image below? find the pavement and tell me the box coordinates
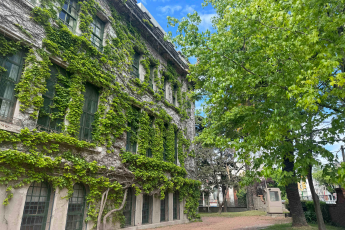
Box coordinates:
[147,215,292,230]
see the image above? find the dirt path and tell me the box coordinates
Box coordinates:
[149,216,292,230]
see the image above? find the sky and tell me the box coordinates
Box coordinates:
[137,0,344,161]
[137,0,215,43]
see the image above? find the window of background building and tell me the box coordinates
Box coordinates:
[65,183,86,230]
[59,0,78,31]
[20,182,51,230]
[37,64,69,132]
[131,52,140,79]
[79,83,99,141]
[0,49,25,122]
[90,16,105,50]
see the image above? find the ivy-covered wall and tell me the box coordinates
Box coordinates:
[0,0,199,228]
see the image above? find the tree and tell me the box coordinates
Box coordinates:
[195,115,242,213]
[167,0,345,228]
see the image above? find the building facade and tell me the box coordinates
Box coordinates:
[0,0,200,229]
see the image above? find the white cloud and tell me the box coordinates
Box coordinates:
[157,5,182,15]
[198,13,216,31]
[141,0,147,4]
[181,5,196,14]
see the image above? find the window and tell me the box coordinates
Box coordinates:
[172,85,177,106]
[59,0,78,31]
[146,116,154,158]
[0,49,24,122]
[160,193,168,222]
[37,64,69,132]
[131,52,140,78]
[79,83,99,141]
[65,183,86,230]
[149,66,154,89]
[142,194,151,224]
[20,182,51,230]
[126,122,137,153]
[126,106,140,153]
[90,17,105,50]
[163,78,167,99]
[269,191,280,202]
[122,189,135,227]
[174,131,178,164]
[173,192,180,220]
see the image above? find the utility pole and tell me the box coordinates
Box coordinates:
[341,145,345,163]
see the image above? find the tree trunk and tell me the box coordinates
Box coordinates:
[307,165,326,230]
[246,185,254,210]
[283,151,308,227]
[223,186,228,212]
[217,186,222,214]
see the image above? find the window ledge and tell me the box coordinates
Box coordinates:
[0,120,22,133]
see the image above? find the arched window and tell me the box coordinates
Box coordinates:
[65,183,86,230]
[20,182,51,230]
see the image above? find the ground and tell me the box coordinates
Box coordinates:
[149,211,291,230]
[148,211,344,230]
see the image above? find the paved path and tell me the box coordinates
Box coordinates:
[149,216,291,230]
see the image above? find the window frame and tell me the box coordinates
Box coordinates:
[59,0,79,32]
[20,182,52,230]
[79,83,99,142]
[131,52,140,79]
[65,183,86,230]
[142,194,151,224]
[173,192,180,220]
[37,64,69,133]
[122,188,136,227]
[0,49,25,123]
[160,193,168,222]
[90,16,105,51]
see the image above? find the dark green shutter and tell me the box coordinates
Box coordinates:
[0,49,24,122]
[79,83,99,141]
[20,182,51,230]
[65,183,86,230]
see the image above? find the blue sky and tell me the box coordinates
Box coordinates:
[137,0,215,46]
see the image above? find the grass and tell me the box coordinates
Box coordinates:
[263,223,344,230]
[199,210,267,218]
